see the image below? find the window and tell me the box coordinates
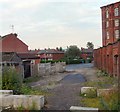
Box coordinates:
[106,21,109,27]
[106,10,109,18]
[107,31,109,39]
[114,8,119,16]
[115,30,119,39]
[49,54,52,56]
[114,19,119,27]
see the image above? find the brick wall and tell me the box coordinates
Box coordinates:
[52,53,64,60]
[94,41,120,77]
[94,2,120,77]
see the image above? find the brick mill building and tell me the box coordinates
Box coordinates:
[94,1,120,77]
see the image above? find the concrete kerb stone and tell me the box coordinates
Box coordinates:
[81,87,97,97]
[13,95,44,110]
[0,95,44,110]
[0,90,13,95]
[97,88,117,97]
[0,94,14,109]
[70,106,98,111]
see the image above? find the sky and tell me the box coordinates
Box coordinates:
[0,0,119,50]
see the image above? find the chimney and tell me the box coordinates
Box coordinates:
[14,33,18,37]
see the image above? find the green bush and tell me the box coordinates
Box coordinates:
[66,59,81,64]
[86,58,92,63]
[2,67,22,94]
[40,60,65,64]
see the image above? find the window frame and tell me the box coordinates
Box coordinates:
[114,7,119,16]
[106,21,109,28]
[106,9,109,18]
[114,30,119,39]
[114,19,119,27]
[106,31,110,39]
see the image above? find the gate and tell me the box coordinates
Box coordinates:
[23,61,31,78]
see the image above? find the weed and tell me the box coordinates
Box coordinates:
[2,67,22,94]
[80,88,97,98]
[23,76,42,83]
[20,84,49,96]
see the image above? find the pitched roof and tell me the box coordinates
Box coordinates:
[18,53,40,59]
[1,52,22,62]
[100,1,120,8]
[38,49,64,54]
[81,48,93,53]
[29,49,40,54]
[1,52,15,61]
[1,33,28,47]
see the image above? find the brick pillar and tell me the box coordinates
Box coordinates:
[109,44,113,76]
[118,40,120,111]
[93,50,97,67]
[118,41,120,78]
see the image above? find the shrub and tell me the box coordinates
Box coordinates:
[40,60,65,64]
[2,67,22,94]
[66,59,81,64]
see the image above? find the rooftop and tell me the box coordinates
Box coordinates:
[18,53,40,59]
[38,49,64,54]
[100,1,120,8]
[0,33,28,47]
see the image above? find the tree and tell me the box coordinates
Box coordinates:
[56,47,63,51]
[59,47,63,51]
[87,42,94,49]
[65,45,80,59]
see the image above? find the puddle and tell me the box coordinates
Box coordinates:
[60,74,86,84]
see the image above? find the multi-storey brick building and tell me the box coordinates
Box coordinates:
[94,1,120,77]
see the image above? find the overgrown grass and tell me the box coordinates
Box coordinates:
[80,70,119,110]
[23,76,42,84]
[83,75,117,89]
[100,90,119,110]
[81,90,119,110]
[81,97,103,109]
[20,84,49,96]
[1,67,49,96]
[2,67,22,94]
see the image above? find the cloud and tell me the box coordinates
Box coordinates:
[0,0,118,49]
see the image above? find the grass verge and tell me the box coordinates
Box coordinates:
[80,70,119,111]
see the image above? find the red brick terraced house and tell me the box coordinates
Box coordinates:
[0,33,41,78]
[81,47,93,61]
[38,49,65,61]
[94,1,120,77]
[0,33,28,53]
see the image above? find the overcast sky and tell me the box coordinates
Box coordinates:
[0,0,119,49]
